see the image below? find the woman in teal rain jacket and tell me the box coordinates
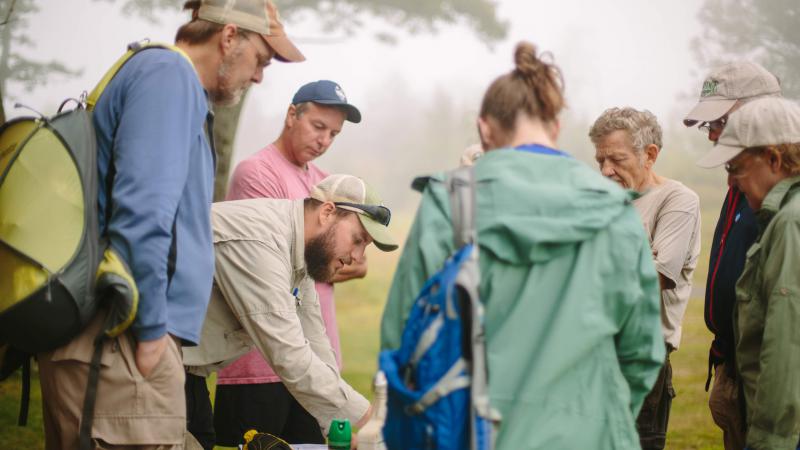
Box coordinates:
[380,41,665,449]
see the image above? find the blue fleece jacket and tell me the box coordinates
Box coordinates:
[93,48,215,344]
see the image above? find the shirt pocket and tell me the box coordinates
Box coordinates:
[735,242,762,304]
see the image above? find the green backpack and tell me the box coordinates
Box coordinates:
[0,41,188,445]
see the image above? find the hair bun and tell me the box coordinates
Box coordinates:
[479,40,565,127]
[514,41,540,76]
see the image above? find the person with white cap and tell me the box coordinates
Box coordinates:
[182,174,397,448]
[683,61,781,450]
[36,1,304,449]
[697,96,800,450]
[213,80,364,447]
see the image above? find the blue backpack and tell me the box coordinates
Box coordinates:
[379,167,500,450]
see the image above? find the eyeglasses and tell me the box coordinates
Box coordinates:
[698,116,727,134]
[724,160,744,176]
[724,148,762,176]
[242,33,272,69]
[334,201,391,226]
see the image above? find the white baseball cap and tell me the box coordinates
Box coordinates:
[697,97,800,168]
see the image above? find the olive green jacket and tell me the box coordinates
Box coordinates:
[380,149,665,449]
[735,176,800,450]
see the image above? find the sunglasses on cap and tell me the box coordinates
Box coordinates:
[334,202,391,226]
[698,116,728,134]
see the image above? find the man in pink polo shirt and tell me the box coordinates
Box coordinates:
[213,80,363,446]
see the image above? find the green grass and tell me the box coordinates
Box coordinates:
[668,299,723,450]
[0,246,727,449]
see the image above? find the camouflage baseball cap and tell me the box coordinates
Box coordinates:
[683,61,780,126]
[197,0,304,63]
[310,174,398,252]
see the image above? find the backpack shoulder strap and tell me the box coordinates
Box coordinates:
[86,41,193,111]
[446,166,477,249]
[445,166,503,448]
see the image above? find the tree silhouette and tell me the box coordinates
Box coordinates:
[0,0,82,123]
[1,0,507,198]
[694,0,799,97]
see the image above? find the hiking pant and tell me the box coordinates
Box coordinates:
[709,362,746,450]
[38,310,186,450]
[185,372,215,450]
[214,382,325,447]
[636,350,674,450]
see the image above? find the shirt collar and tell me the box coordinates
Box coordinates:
[755,175,800,226]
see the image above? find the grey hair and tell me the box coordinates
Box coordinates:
[293,101,311,117]
[588,107,663,152]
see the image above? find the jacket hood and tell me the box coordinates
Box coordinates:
[424,149,636,265]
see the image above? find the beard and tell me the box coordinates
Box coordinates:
[305,223,338,282]
[209,50,250,107]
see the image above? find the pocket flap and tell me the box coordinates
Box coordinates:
[50,312,114,367]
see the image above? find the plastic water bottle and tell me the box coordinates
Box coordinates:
[328,418,351,449]
[356,370,388,450]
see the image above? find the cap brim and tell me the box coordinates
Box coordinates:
[312,100,361,123]
[696,143,744,168]
[359,215,398,252]
[263,34,305,63]
[683,99,737,126]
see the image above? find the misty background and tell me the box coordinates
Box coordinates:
[3,3,799,446]
[2,0,798,263]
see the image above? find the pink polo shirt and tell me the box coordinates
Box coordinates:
[216,143,342,385]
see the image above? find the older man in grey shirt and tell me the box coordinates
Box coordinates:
[590,107,701,450]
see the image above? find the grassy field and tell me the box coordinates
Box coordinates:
[0,224,726,449]
[0,258,724,449]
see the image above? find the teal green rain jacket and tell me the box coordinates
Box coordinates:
[380,148,665,449]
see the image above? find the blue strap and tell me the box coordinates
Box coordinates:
[514,143,570,157]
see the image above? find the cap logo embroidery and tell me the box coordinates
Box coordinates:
[701,79,718,97]
[334,85,346,102]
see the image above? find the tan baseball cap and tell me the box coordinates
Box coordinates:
[683,61,780,126]
[197,0,305,63]
[310,174,398,252]
[696,97,800,168]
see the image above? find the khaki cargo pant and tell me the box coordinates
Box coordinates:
[38,310,186,449]
[708,362,746,450]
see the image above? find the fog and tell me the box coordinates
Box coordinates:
[6,0,725,217]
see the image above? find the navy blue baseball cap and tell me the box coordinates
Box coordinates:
[292,80,361,123]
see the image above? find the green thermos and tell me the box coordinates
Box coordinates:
[327,418,352,449]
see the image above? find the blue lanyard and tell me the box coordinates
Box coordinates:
[514,143,570,157]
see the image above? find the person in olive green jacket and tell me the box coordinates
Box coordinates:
[697,97,800,450]
[380,41,665,449]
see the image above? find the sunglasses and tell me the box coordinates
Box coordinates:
[334,201,391,226]
[698,116,727,134]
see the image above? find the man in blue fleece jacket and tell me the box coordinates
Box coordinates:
[36,1,304,448]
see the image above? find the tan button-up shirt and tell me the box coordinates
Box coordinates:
[183,198,369,430]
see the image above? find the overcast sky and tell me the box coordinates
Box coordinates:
[9,0,710,163]
[16,1,708,110]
